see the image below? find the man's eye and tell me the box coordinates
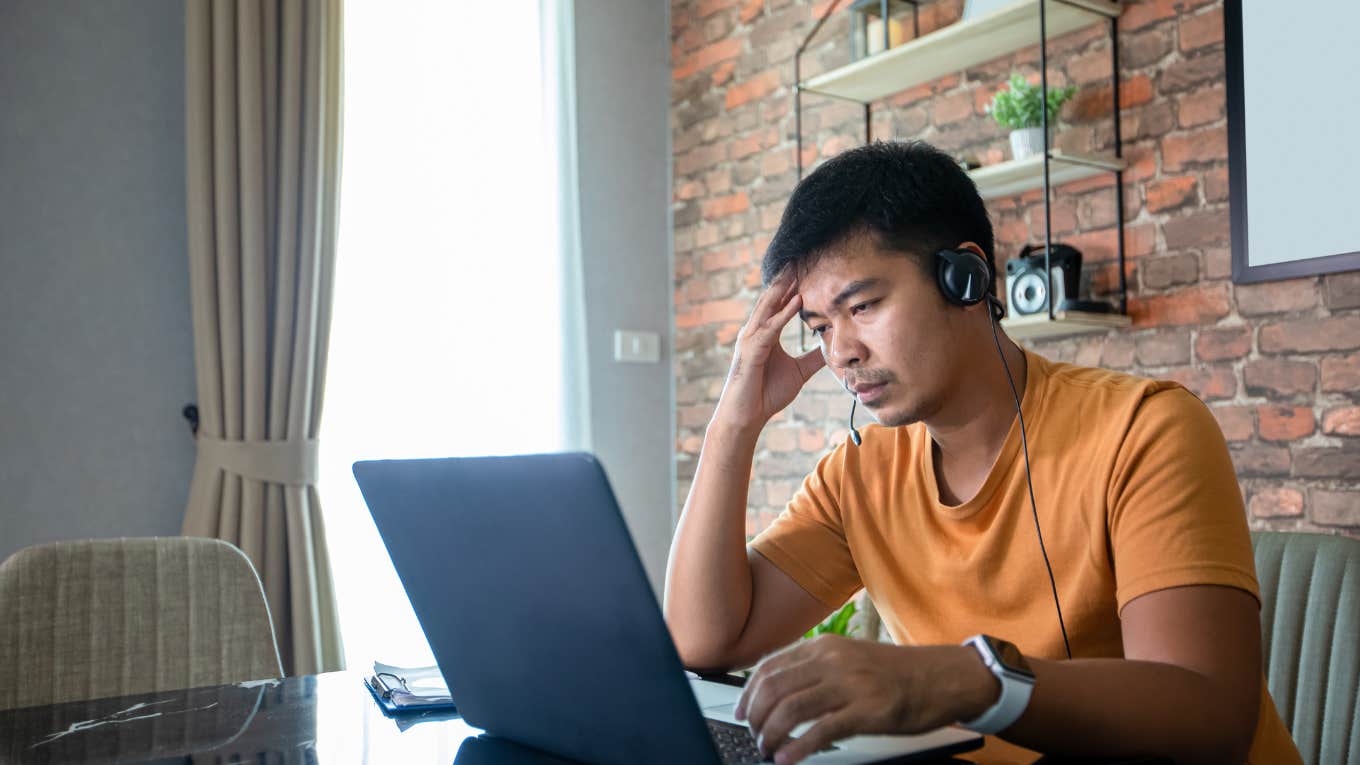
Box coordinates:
[851,301,875,315]
[810,325,827,337]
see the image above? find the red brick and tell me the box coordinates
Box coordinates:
[1164,364,1237,401]
[675,298,751,328]
[1122,0,1178,32]
[798,427,826,452]
[1177,86,1225,128]
[1211,404,1254,442]
[1101,334,1136,368]
[764,427,797,452]
[1067,49,1111,85]
[1312,490,1360,527]
[696,0,740,19]
[1244,359,1317,398]
[1230,443,1290,477]
[1135,330,1191,366]
[1203,167,1230,202]
[700,243,752,272]
[1131,283,1231,327]
[1250,488,1304,519]
[1163,209,1229,250]
[725,70,780,110]
[759,148,793,178]
[1160,51,1225,93]
[711,59,736,87]
[1294,446,1360,479]
[1260,316,1360,354]
[935,90,976,125]
[1323,406,1360,437]
[676,180,706,201]
[673,38,743,82]
[1145,176,1198,213]
[1234,278,1318,316]
[739,0,763,24]
[1325,272,1360,310]
[1162,126,1228,172]
[730,132,762,161]
[1257,406,1315,442]
[1196,326,1251,362]
[1121,74,1155,110]
[1322,353,1360,392]
[702,192,749,220]
[1179,7,1225,53]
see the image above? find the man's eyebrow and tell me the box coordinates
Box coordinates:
[798,278,883,321]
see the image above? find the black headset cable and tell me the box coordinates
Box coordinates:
[986,295,1073,661]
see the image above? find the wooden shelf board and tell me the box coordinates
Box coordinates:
[800,0,1120,104]
[971,151,1124,199]
[1001,309,1131,339]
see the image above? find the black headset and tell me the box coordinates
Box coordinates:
[934,246,1005,320]
[844,245,1073,660]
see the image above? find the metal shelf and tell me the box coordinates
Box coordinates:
[971,151,1124,199]
[1001,309,1132,339]
[799,0,1121,104]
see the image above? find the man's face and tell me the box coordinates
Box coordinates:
[797,236,962,428]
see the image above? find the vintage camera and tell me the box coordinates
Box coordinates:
[1004,243,1083,317]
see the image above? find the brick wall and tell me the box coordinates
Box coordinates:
[670,0,1360,537]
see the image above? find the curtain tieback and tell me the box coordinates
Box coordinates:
[195,436,319,486]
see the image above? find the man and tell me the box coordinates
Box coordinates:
[663,141,1300,765]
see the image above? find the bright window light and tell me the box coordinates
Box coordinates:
[320,0,565,673]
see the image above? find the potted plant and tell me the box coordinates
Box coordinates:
[986,73,1076,161]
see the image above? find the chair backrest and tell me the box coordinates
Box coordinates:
[1252,530,1360,765]
[0,537,283,711]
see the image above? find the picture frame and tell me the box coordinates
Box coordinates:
[1225,0,1360,283]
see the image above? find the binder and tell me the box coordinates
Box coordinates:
[364,661,458,715]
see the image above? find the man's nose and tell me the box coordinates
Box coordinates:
[825,326,866,370]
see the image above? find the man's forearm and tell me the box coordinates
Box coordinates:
[995,656,1258,765]
[664,421,762,667]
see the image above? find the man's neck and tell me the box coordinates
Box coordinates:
[925,337,1029,505]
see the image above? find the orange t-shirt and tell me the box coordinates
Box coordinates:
[750,349,1300,764]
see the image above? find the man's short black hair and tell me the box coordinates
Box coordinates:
[761,140,996,290]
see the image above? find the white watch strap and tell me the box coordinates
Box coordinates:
[960,640,1034,735]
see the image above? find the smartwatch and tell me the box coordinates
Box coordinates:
[959,634,1035,734]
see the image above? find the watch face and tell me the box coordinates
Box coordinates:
[983,635,1035,679]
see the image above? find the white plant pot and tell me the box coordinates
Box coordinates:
[1009,127,1051,160]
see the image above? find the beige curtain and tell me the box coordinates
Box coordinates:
[182,0,344,675]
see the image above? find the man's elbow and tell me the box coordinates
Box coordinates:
[1194,692,1257,765]
[665,615,739,673]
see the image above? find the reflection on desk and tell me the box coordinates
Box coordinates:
[0,671,1166,764]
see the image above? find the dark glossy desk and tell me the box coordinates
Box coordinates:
[0,672,1165,764]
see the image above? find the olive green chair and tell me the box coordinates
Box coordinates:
[1252,530,1360,765]
[0,537,283,711]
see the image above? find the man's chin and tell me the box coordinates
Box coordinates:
[866,404,921,429]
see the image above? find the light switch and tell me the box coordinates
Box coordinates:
[614,330,661,363]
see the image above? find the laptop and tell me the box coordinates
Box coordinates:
[354,452,982,764]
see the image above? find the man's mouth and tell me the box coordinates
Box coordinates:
[851,381,889,405]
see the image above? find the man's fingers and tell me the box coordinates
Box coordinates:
[735,644,803,720]
[756,687,842,760]
[742,657,819,735]
[773,709,858,765]
[748,271,796,328]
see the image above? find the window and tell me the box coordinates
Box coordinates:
[320,0,575,671]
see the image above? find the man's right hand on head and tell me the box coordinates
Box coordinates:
[711,271,827,438]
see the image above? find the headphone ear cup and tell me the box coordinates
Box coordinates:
[935,248,992,307]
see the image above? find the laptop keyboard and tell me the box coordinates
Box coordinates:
[707,719,770,764]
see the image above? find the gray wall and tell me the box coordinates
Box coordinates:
[0,1,194,562]
[572,0,676,594]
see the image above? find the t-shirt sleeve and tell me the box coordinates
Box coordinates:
[748,443,862,609]
[1107,386,1260,614]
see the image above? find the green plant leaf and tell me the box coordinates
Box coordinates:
[988,73,1077,130]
